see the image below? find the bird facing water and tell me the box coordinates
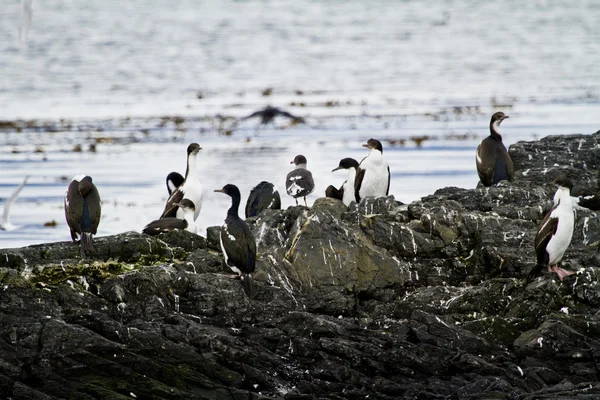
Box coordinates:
[64,175,101,255]
[215,184,257,299]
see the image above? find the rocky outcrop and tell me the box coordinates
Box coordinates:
[0,132,599,399]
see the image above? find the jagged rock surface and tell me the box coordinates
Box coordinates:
[0,132,599,399]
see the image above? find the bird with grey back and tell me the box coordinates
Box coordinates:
[286,155,314,207]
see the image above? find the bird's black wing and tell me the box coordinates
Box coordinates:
[325,184,343,201]
[354,168,366,202]
[143,218,187,236]
[476,139,495,187]
[87,184,102,234]
[527,209,559,281]
[505,150,515,182]
[160,188,184,218]
[386,165,391,195]
[64,180,83,235]
[241,110,264,121]
[221,220,256,274]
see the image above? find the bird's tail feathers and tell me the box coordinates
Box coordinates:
[81,232,94,254]
[242,273,256,299]
[525,263,544,285]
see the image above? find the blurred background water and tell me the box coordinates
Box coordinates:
[1,0,599,247]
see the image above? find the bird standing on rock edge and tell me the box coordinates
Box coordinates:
[527,176,576,283]
[215,184,257,299]
[286,155,315,207]
[245,181,281,218]
[476,112,514,187]
[64,175,101,255]
[161,143,204,221]
[355,139,390,202]
[143,199,198,236]
[326,158,360,206]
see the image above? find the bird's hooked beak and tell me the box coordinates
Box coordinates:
[362,143,372,149]
[501,115,510,121]
[290,160,294,164]
[332,166,343,172]
[214,189,224,193]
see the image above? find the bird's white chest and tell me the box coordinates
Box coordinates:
[546,204,574,265]
[342,169,357,206]
[177,179,204,220]
[359,152,389,197]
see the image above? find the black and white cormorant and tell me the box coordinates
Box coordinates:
[0,175,29,231]
[355,139,390,202]
[476,112,515,187]
[166,172,184,196]
[143,199,198,236]
[325,158,360,206]
[161,143,203,221]
[245,181,281,218]
[286,155,315,206]
[64,175,102,254]
[215,184,257,298]
[527,176,576,282]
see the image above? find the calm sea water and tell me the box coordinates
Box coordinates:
[1,0,599,247]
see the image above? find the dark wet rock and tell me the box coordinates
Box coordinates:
[1,132,600,399]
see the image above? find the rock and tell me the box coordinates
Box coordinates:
[1,132,600,399]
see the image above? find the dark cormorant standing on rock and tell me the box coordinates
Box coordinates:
[355,139,390,202]
[64,175,101,254]
[215,184,257,299]
[286,155,315,206]
[245,181,281,218]
[476,112,514,187]
[326,158,360,206]
[527,176,576,282]
[161,143,203,221]
[143,199,198,236]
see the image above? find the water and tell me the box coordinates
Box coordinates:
[1,0,599,248]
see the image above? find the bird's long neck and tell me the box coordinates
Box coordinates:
[490,120,503,140]
[183,209,196,225]
[185,153,198,179]
[227,195,241,217]
[554,187,573,207]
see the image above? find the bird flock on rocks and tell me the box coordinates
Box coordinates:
[0,112,588,298]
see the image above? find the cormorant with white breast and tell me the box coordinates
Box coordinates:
[64,175,101,255]
[165,172,184,196]
[476,112,514,187]
[161,143,203,221]
[326,158,360,206]
[527,176,576,282]
[215,184,257,298]
[286,155,314,206]
[355,139,390,202]
[143,199,198,236]
[245,181,281,218]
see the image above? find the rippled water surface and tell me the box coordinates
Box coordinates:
[1,0,599,247]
